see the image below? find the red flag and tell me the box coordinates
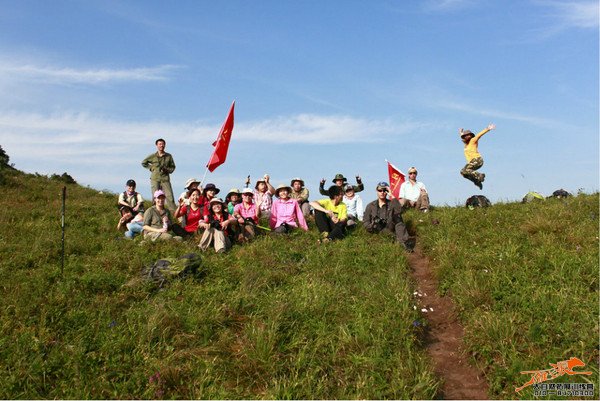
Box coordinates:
[387,160,405,199]
[206,101,235,172]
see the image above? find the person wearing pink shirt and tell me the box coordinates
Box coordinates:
[233,188,260,242]
[270,184,308,234]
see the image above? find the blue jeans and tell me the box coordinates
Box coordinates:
[125,221,143,239]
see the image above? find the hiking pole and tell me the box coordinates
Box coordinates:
[61,186,66,275]
[245,175,250,188]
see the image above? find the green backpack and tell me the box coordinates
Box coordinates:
[143,253,203,286]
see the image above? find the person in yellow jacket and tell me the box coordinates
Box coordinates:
[459,123,495,189]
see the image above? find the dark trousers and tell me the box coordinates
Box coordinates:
[314,210,346,240]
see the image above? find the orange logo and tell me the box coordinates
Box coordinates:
[515,357,592,393]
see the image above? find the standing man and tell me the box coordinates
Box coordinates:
[142,138,176,210]
[364,182,412,252]
[399,167,430,212]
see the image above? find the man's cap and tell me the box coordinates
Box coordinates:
[126,179,136,187]
[376,181,389,190]
[185,178,200,189]
[408,167,418,174]
[332,173,347,183]
[344,184,354,192]
[153,189,166,199]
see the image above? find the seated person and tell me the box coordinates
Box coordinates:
[270,184,308,234]
[363,182,411,252]
[343,184,363,227]
[124,212,144,239]
[319,173,364,195]
[310,185,348,243]
[233,188,260,242]
[253,174,275,221]
[142,190,182,241]
[198,198,234,253]
[399,167,430,212]
[199,183,220,215]
[172,188,203,239]
[117,179,144,230]
[289,177,311,218]
[226,188,242,215]
[178,178,201,206]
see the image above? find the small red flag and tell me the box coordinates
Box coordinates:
[206,101,235,172]
[387,160,405,199]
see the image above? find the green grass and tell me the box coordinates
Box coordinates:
[0,170,437,399]
[409,195,599,399]
[2,168,598,399]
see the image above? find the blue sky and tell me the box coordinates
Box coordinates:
[0,0,597,206]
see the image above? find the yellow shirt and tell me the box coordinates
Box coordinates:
[317,198,347,221]
[464,128,490,162]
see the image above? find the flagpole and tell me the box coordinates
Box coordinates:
[200,166,209,187]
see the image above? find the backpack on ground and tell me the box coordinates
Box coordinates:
[465,195,491,208]
[522,191,545,203]
[549,189,572,199]
[142,253,203,286]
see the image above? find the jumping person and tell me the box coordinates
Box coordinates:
[141,138,176,210]
[459,123,496,189]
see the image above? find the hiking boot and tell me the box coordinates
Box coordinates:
[320,231,329,239]
[480,173,486,182]
[475,181,483,190]
[402,243,414,253]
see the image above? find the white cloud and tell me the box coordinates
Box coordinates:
[539,0,599,29]
[0,63,181,85]
[422,0,478,12]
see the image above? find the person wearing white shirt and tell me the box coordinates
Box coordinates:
[343,184,363,226]
[399,167,430,212]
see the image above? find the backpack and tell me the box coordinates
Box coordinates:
[550,189,572,199]
[465,195,491,208]
[522,191,545,203]
[142,253,203,287]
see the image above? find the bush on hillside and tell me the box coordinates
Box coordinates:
[50,172,77,185]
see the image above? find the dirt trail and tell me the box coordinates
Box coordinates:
[407,245,489,400]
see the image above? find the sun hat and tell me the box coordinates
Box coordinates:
[460,129,474,139]
[185,178,200,189]
[274,184,292,197]
[209,197,224,205]
[226,188,241,200]
[203,183,220,195]
[254,179,267,190]
[332,173,347,183]
[153,189,166,198]
[241,188,254,196]
[126,179,136,187]
[290,177,305,187]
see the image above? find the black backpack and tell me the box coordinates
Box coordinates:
[465,195,491,208]
[550,189,572,199]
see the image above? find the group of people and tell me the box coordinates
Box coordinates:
[117,124,496,253]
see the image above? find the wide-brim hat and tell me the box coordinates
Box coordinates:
[226,188,241,199]
[332,173,347,183]
[254,180,266,190]
[241,188,254,196]
[203,183,220,195]
[290,177,305,187]
[209,197,224,205]
[275,184,292,196]
[460,129,474,139]
[185,178,200,189]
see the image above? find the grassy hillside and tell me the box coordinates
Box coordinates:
[0,170,437,399]
[411,195,599,398]
[0,167,597,399]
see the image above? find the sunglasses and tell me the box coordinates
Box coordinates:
[377,189,388,193]
[409,172,417,175]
